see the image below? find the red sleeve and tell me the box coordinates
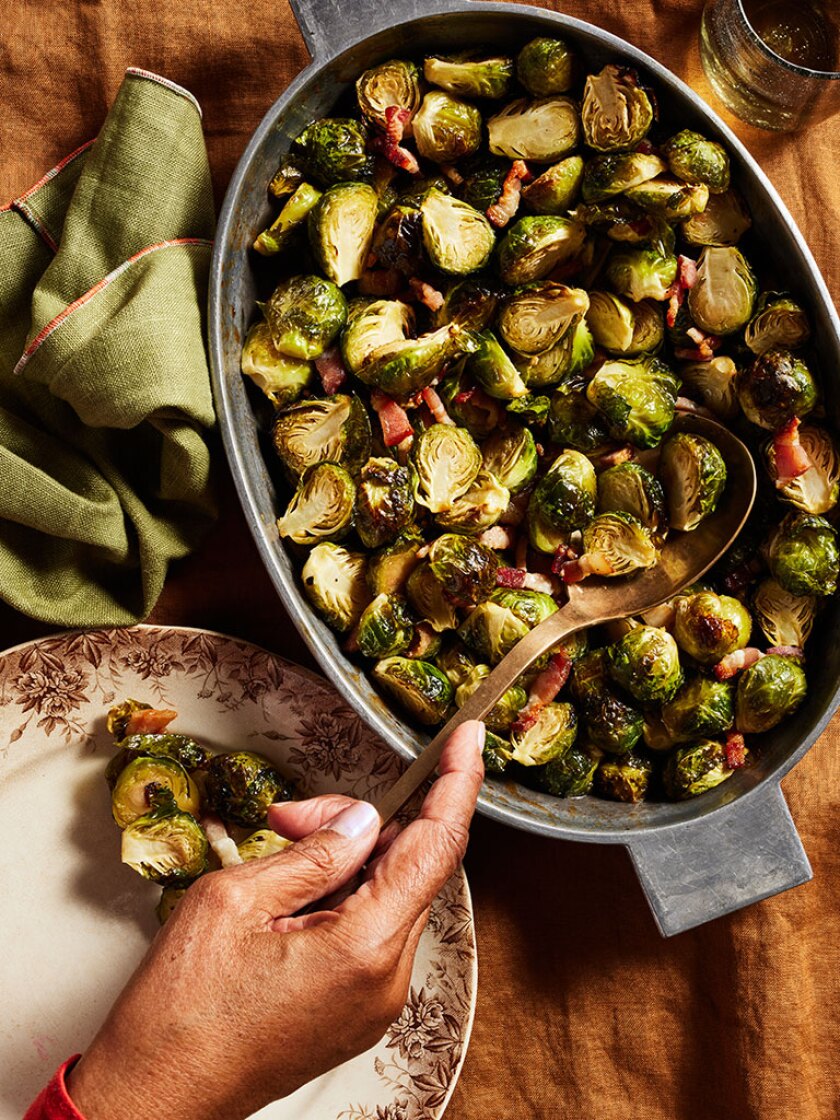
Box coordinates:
[24,1056,86,1120]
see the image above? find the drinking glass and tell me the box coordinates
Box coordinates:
[700,0,840,130]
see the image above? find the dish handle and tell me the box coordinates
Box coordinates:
[289,0,464,59]
[626,782,811,937]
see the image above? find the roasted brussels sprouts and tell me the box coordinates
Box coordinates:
[682,187,751,247]
[586,356,680,449]
[767,512,839,597]
[372,656,454,724]
[438,367,503,438]
[623,178,710,220]
[498,283,590,356]
[435,278,499,332]
[412,423,482,513]
[687,246,757,336]
[607,626,683,704]
[506,392,551,426]
[253,182,323,256]
[356,60,422,129]
[737,348,818,431]
[272,394,371,479]
[521,156,584,214]
[466,331,529,399]
[509,702,578,766]
[458,600,530,664]
[121,790,209,886]
[302,542,370,633]
[752,577,817,648]
[424,50,513,99]
[537,743,600,797]
[264,275,347,360]
[268,160,304,198]
[490,587,559,628]
[455,665,527,732]
[581,152,666,203]
[111,756,201,830]
[487,97,579,163]
[355,457,415,549]
[765,424,840,515]
[547,389,610,453]
[597,462,667,542]
[436,469,511,534]
[673,590,752,665]
[661,676,735,743]
[581,64,653,152]
[371,206,424,276]
[421,188,496,275]
[572,649,644,754]
[459,154,509,213]
[663,129,730,193]
[663,740,736,800]
[735,654,807,733]
[293,117,373,186]
[481,426,538,494]
[659,432,727,532]
[106,732,209,789]
[514,317,594,388]
[237,829,292,862]
[482,729,513,774]
[309,182,379,287]
[679,356,739,420]
[241,322,314,407]
[531,449,597,532]
[575,511,658,579]
[413,91,482,163]
[276,462,356,545]
[428,533,498,604]
[496,216,586,286]
[368,529,423,596]
[406,562,459,631]
[205,751,294,828]
[341,300,413,374]
[585,291,664,355]
[605,242,679,303]
[435,639,479,688]
[364,323,477,396]
[156,885,187,925]
[357,593,414,659]
[595,750,652,802]
[516,37,576,96]
[744,292,810,356]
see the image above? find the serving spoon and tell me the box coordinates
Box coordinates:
[375,412,758,826]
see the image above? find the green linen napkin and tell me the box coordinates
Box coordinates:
[0,68,217,628]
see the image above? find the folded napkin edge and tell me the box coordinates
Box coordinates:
[124,67,203,118]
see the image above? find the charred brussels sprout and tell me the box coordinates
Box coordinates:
[663,129,730,193]
[682,187,751,247]
[766,425,840,515]
[507,392,551,426]
[106,732,208,790]
[272,394,371,479]
[607,626,683,704]
[687,247,757,336]
[269,161,304,198]
[372,657,454,725]
[293,118,373,186]
[482,426,538,493]
[121,790,209,886]
[424,51,514,100]
[576,511,658,578]
[253,182,323,256]
[659,432,726,532]
[623,179,709,220]
[237,830,292,862]
[421,189,495,275]
[521,156,584,214]
[572,649,644,754]
[407,562,459,632]
[205,751,294,828]
[413,91,482,163]
[547,389,610,453]
[356,60,422,130]
[581,64,653,152]
[737,348,817,430]
[597,462,667,542]
[368,530,423,597]
[679,356,739,420]
[531,449,597,532]
[455,666,527,732]
[428,533,498,604]
[752,578,817,648]
[586,292,664,355]
[458,601,530,664]
[276,463,356,545]
[581,152,666,203]
[412,423,482,513]
[735,654,807,733]
[605,243,678,303]
[467,331,529,399]
[264,275,347,360]
[435,278,499,332]
[596,751,652,802]
[487,97,579,163]
[302,543,369,633]
[371,206,424,276]
[673,590,752,665]
[241,322,314,407]
[537,743,600,798]
[309,183,379,287]
[516,37,576,96]
[744,292,810,355]
[497,216,586,286]
[586,356,680,449]
[459,155,509,213]
[663,740,736,800]
[341,299,414,375]
[355,457,415,549]
[436,469,511,534]
[509,702,578,766]
[767,513,839,597]
[661,677,735,743]
[498,283,590,356]
[357,593,414,659]
[111,756,200,830]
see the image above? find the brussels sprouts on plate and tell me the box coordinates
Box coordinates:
[205,751,295,828]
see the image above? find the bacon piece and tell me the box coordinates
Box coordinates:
[770,417,813,489]
[596,444,636,469]
[370,389,414,447]
[724,731,747,770]
[420,386,454,426]
[487,160,531,228]
[721,556,764,597]
[358,268,403,297]
[370,107,420,174]
[201,814,243,867]
[767,645,805,660]
[522,571,557,595]
[479,525,517,550]
[314,347,347,395]
[409,277,445,312]
[439,163,464,186]
[713,647,764,681]
[124,708,178,736]
[675,327,722,363]
[496,566,527,589]
[511,651,572,733]
[665,255,698,328]
[558,553,615,583]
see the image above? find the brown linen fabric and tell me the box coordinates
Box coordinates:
[2,1,839,1118]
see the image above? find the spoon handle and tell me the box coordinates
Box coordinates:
[375,596,591,826]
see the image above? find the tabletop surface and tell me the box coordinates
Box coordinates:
[2,1,839,1116]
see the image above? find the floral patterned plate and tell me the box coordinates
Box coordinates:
[0,626,476,1120]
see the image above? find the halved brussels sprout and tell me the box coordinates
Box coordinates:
[341,299,414,374]
[520,155,584,214]
[687,246,757,336]
[482,729,513,774]
[679,356,739,420]
[605,243,679,303]
[241,322,314,407]
[576,511,658,578]
[458,600,530,664]
[372,657,454,725]
[205,751,294,828]
[547,388,611,453]
[355,457,415,550]
[509,702,578,766]
[659,432,727,532]
[359,323,477,396]
[581,152,666,203]
[737,348,818,430]
[272,394,371,479]
[487,97,579,163]
[455,665,527,732]
[357,593,414,659]
[356,60,422,130]
[371,206,424,276]
[537,743,601,798]
[293,118,373,186]
[269,161,304,199]
[436,469,511,534]
[276,462,356,545]
[572,648,644,754]
[581,64,653,152]
[264,275,347,360]
[597,462,667,542]
[435,278,499,332]
[466,331,529,399]
[596,751,652,802]
[121,791,208,886]
[490,587,559,627]
[412,423,482,513]
[661,676,735,743]
[663,740,736,800]
[575,197,652,244]
[767,512,839,597]
[752,577,817,648]
[526,497,568,551]
[424,51,514,99]
[156,885,188,925]
[106,732,209,789]
[682,188,751,247]
[435,639,478,688]
[253,182,323,256]
[585,291,664,355]
[309,182,379,287]
[607,626,683,704]
[765,424,840,515]
[673,590,752,665]
[663,129,730,193]
[421,188,496,275]
[482,426,538,493]
[496,216,586,285]
[623,178,710,220]
[111,756,201,830]
[735,654,807,733]
[516,37,576,96]
[498,283,590,356]
[531,449,597,532]
[744,292,810,355]
[302,542,370,633]
[428,533,498,605]
[368,529,423,597]
[514,318,594,388]
[412,91,482,163]
[586,356,680,449]
[406,561,459,632]
[237,829,293,862]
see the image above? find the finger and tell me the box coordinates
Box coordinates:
[268,794,358,840]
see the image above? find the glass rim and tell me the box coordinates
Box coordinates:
[737,0,840,80]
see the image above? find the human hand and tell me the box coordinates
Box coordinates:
[67,720,485,1120]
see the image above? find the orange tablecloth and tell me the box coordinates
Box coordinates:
[3,2,839,1116]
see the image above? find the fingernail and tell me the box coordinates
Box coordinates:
[476,721,486,752]
[322,800,380,839]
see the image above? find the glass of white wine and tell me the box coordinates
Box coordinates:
[701,0,840,130]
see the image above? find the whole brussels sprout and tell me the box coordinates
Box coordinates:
[547,389,611,453]
[341,299,414,374]
[537,743,601,797]
[767,512,839,597]
[661,676,735,743]
[428,533,499,605]
[424,50,514,100]
[264,275,347,360]
[735,654,807,733]
[516,37,576,96]
[487,97,580,163]
[272,394,371,479]
[490,587,559,628]
[496,216,586,286]
[737,348,818,430]
[687,246,757,336]
[498,283,590,356]
[276,462,356,546]
[357,593,414,659]
[356,60,422,130]
[585,291,664,355]
[407,562,459,632]
[595,750,653,802]
[682,187,751,247]
[466,331,529,399]
[673,590,752,665]
[412,423,482,514]
[372,656,454,725]
[521,156,585,214]
[572,648,644,754]
[368,529,423,597]
[458,600,531,664]
[354,457,415,550]
[371,205,424,276]
[744,292,810,355]
[482,426,538,493]
[421,188,496,275]
[659,432,727,532]
[436,469,511,534]
[679,356,739,420]
[623,178,710,220]
[509,702,578,766]
[435,277,500,332]
[237,829,292,862]
[531,449,597,533]
[581,152,666,203]
[581,64,653,152]
[309,182,379,287]
[752,578,817,649]
[597,462,667,542]
[302,542,370,633]
[514,318,594,388]
[663,129,730,193]
[293,117,373,186]
[253,182,323,256]
[241,321,314,407]
[205,751,294,828]
[574,511,658,579]
[412,91,482,163]
[111,756,201,830]
[121,791,209,886]
[455,665,527,732]
[607,626,684,704]
[586,356,680,449]
[765,424,840,516]
[605,243,679,303]
[663,740,737,800]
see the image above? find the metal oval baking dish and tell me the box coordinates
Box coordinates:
[208,0,840,935]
